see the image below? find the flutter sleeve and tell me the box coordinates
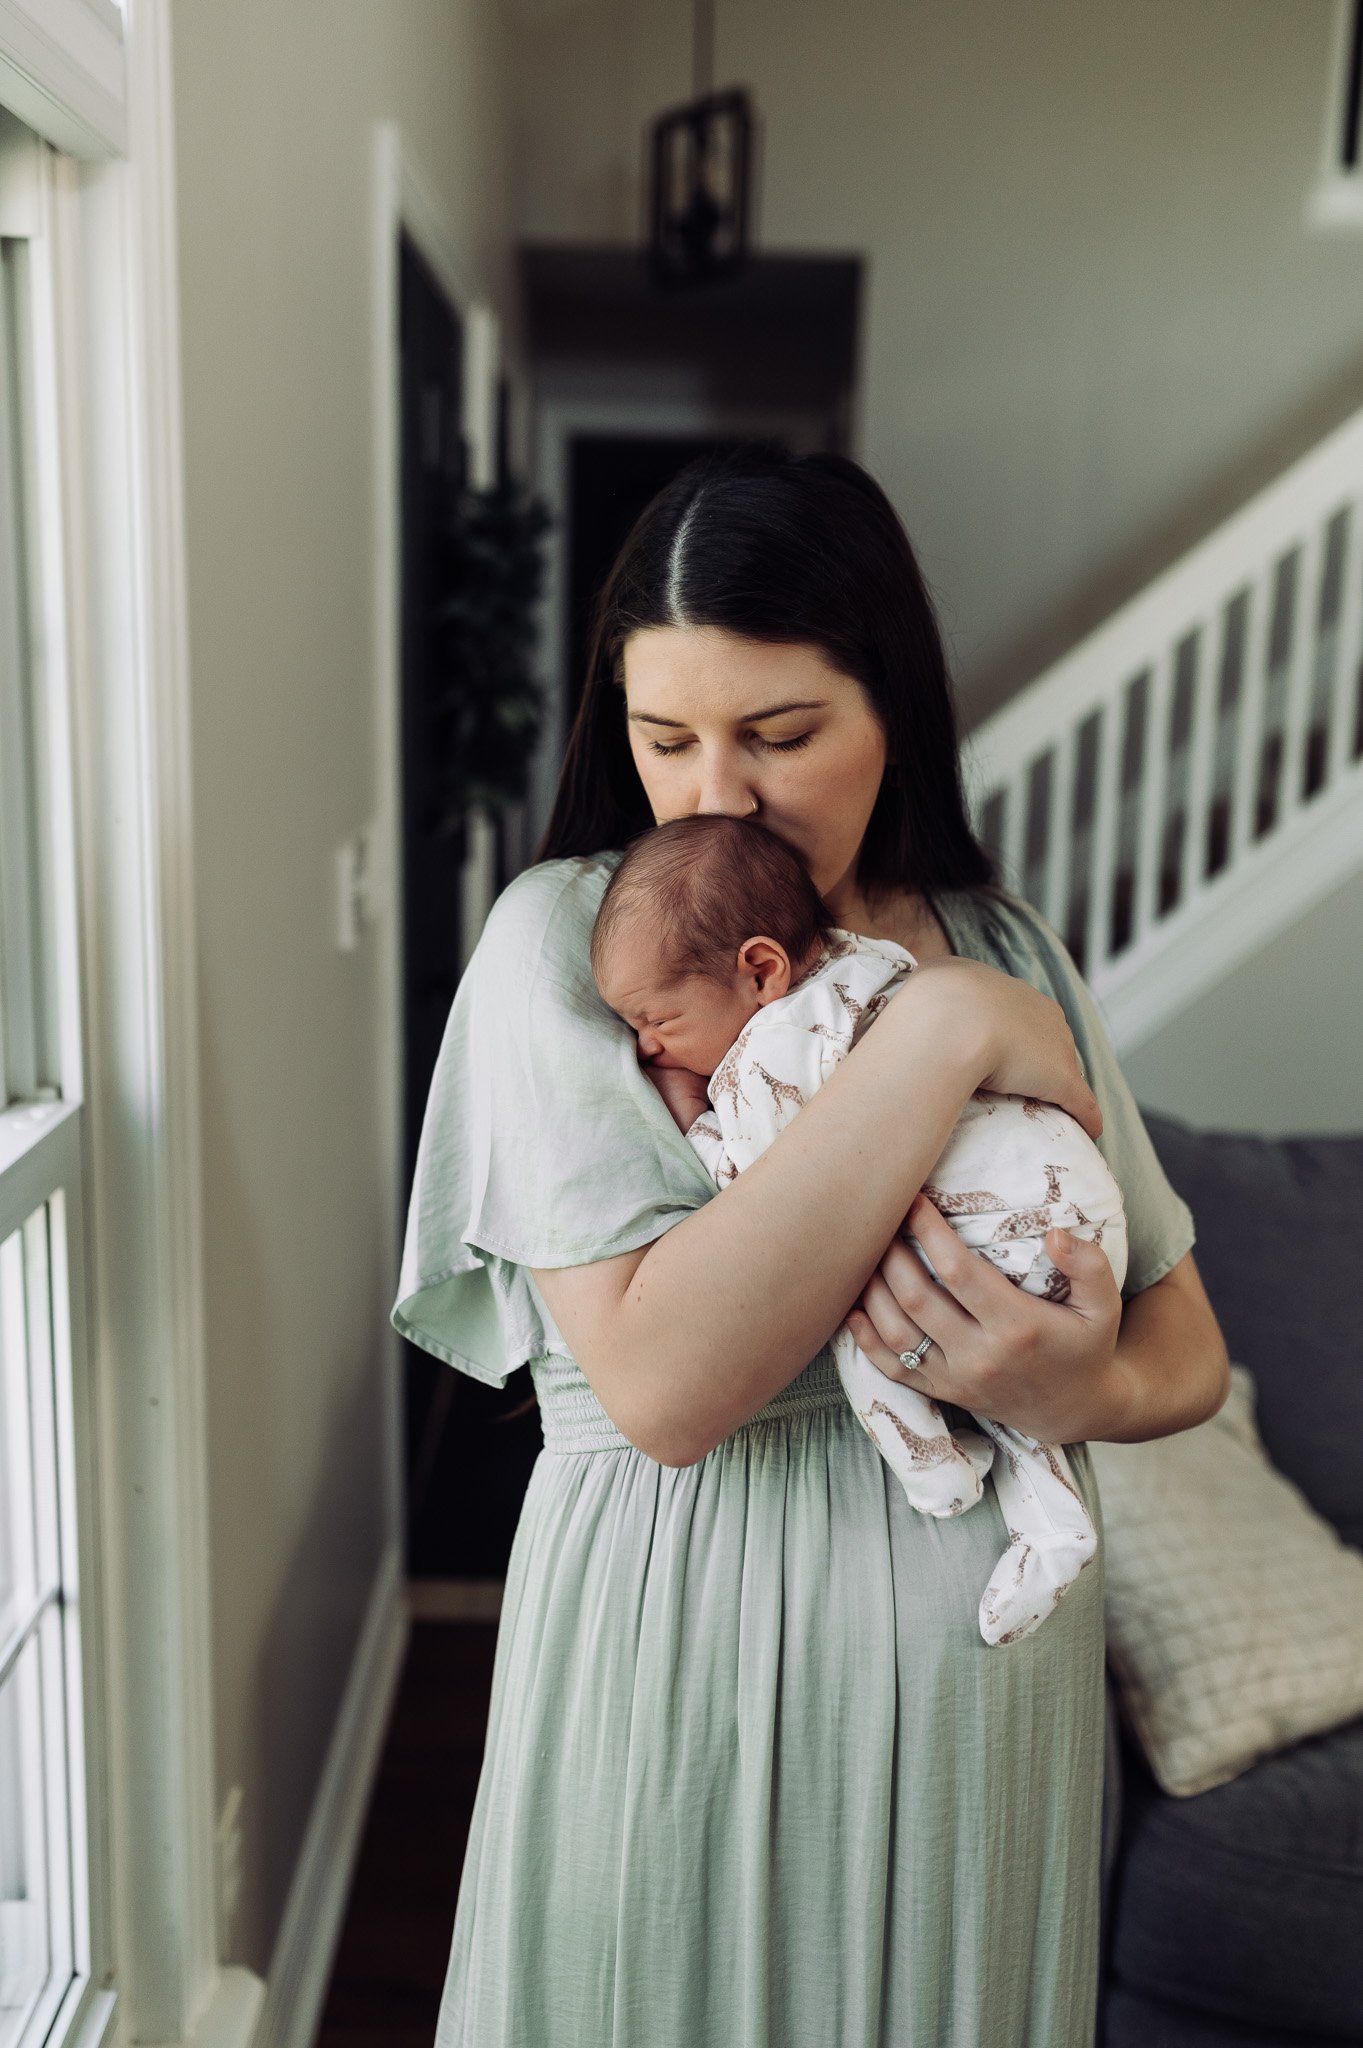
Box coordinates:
[390,856,716,1387]
[943,890,1197,1300]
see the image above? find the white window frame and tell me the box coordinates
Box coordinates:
[1,106,110,2048]
[1,5,263,2045]
[1307,0,1363,232]
[0,0,124,160]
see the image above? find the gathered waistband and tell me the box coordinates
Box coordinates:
[530,1347,846,1456]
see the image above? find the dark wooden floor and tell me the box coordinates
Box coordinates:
[316,1621,498,2048]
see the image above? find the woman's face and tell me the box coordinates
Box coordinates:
[621,627,888,913]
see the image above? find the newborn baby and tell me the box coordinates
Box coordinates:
[591,814,1129,1647]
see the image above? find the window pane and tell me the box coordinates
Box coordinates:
[0,239,47,1111]
[0,1629,52,2045]
[0,1203,73,2046]
[0,1222,39,1653]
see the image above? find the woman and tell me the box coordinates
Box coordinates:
[394,446,1230,2047]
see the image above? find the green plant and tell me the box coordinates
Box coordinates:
[428,474,552,828]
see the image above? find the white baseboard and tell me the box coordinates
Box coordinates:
[188,1968,266,2048]
[406,1576,504,1621]
[251,1544,408,2048]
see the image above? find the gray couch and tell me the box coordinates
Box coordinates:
[1100,1115,1363,2047]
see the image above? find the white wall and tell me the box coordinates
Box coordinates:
[169,0,514,1975]
[1120,867,1363,1136]
[509,0,1363,721]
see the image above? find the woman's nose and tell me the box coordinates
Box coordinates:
[693,752,758,818]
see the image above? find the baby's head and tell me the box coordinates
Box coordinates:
[590,816,831,1076]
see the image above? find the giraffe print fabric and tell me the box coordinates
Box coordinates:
[686,930,1130,1646]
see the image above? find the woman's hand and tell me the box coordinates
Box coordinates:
[846,1195,1123,1442]
[905,958,1103,1139]
[644,1060,713,1133]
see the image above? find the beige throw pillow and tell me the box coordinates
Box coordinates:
[1090,1366,1363,1797]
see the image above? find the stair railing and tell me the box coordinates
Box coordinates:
[962,407,1363,1050]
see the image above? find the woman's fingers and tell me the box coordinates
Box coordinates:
[1044,1227,1124,1332]
[845,1307,936,1393]
[900,1198,1029,1323]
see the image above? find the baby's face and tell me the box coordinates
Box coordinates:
[595,927,766,1077]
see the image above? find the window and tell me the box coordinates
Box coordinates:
[1308,0,1363,230]
[0,122,103,2048]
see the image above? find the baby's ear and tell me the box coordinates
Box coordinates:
[738,937,794,1005]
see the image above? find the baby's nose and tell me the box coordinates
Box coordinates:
[637,1026,662,1058]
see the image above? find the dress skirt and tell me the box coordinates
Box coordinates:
[434,1349,1107,2048]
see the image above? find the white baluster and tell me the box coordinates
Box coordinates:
[1085,690,1122,977]
[1327,498,1363,790]
[999,770,1026,898]
[1044,728,1076,936]
[1132,647,1174,947]
[1228,567,1272,868]
[1180,613,1218,915]
[1279,520,1328,824]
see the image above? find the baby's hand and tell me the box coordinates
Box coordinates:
[643,1060,713,1133]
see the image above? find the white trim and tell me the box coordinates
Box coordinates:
[371,122,503,1564]
[406,1576,505,1621]
[46,1983,117,2048]
[41,0,255,2036]
[1305,170,1363,230]
[1306,0,1363,233]
[185,1970,266,2048]
[252,1547,408,2048]
[0,0,125,158]
[463,302,500,491]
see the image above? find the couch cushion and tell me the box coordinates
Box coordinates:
[1141,1115,1363,1549]
[1106,1982,1342,2047]
[1110,1714,1363,2038]
[1092,1368,1363,1796]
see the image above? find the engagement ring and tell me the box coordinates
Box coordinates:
[898,1335,934,1370]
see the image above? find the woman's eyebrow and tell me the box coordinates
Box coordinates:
[628,698,828,727]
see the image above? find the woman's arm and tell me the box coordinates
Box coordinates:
[533,958,1102,1467]
[1101,1248,1230,1439]
[847,1197,1230,1444]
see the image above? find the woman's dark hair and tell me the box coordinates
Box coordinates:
[536,443,993,896]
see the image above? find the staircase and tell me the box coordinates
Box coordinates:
[963,407,1363,1053]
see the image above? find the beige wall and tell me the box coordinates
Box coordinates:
[510,0,1363,719]
[1121,867,1363,1136]
[170,0,514,1975]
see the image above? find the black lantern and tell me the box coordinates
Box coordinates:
[649,88,753,287]
[647,0,753,287]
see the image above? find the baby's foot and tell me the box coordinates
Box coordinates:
[977,1521,1098,1645]
[858,1398,992,1518]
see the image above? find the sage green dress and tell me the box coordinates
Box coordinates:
[392,855,1196,2048]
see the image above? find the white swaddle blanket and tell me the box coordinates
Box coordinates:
[686,929,1128,1646]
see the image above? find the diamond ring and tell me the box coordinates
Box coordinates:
[898,1334,934,1371]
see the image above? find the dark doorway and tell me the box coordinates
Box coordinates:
[398,237,544,1581]
[400,235,465,1203]
[566,433,747,713]
[398,237,489,1576]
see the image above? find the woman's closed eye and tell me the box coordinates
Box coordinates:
[647,732,815,758]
